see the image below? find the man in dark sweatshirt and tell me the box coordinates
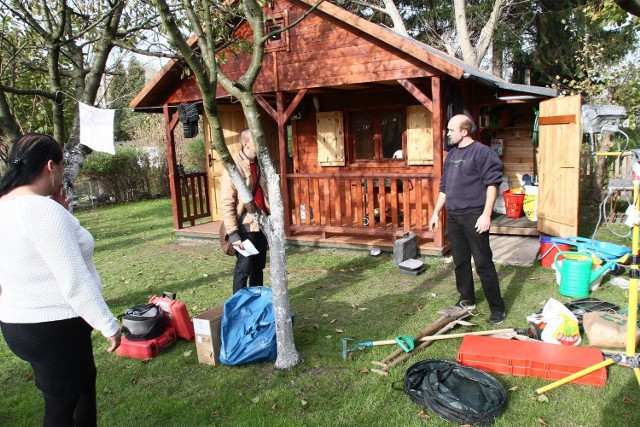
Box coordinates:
[429,114,506,325]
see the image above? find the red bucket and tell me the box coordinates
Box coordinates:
[503,190,524,218]
[539,236,571,268]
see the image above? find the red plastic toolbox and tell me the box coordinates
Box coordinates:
[149,292,195,341]
[457,335,607,387]
[116,327,177,360]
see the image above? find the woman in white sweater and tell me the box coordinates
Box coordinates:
[0,133,120,427]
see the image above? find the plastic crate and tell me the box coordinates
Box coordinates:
[457,335,607,387]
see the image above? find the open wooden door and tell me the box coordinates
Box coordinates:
[204,105,246,221]
[537,95,582,237]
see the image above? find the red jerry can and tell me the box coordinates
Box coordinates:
[149,292,195,341]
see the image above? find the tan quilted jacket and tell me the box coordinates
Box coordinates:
[220,150,269,242]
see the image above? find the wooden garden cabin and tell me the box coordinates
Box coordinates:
[131,0,583,255]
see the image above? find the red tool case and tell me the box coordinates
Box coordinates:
[116,327,177,360]
[149,292,194,341]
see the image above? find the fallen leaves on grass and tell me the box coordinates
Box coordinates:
[251,397,260,404]
[325,335,332,339]
[536,417,548,425]
[417,409,428,419]
[183,350,192,357]
[329,318,337,324]
[271,403,277,410]
[622,396,635,404]
[322,313,329,318]
[358,368,370,374]
[210,411,219,418]
[533,394,549,403]
[301,399,308,408]
[335,328,344,333]
[508,386,521,392]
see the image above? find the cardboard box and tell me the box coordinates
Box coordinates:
[193,305,224,365]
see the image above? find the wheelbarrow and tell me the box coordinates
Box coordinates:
[551,236,631,263]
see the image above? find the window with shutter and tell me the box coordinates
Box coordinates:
[406,105,433,165]
[316,111,345,166]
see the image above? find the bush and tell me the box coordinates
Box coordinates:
[80,147,169,203]
[180,136,205,172]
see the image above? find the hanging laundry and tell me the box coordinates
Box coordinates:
[178,103,199,138]
[79,102,116,154]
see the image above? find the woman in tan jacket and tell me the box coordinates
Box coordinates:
[220,129,270,293]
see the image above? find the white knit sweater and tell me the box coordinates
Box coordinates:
[0,195,119,338]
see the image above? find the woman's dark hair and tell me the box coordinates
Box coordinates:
[0,133,63,197]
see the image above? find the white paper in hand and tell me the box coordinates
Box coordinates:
[236,239,259,257]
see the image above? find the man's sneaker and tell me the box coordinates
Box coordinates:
[488,311,506,325]
[455,300,476,311]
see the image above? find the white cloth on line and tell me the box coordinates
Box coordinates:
[79,102,116,154]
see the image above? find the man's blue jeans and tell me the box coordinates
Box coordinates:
[447,209,505,315]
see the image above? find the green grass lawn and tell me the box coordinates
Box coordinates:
[1,198,639,426]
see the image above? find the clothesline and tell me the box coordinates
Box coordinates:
[56,90,238,112]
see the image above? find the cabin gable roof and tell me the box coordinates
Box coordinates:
[131,0,557,112]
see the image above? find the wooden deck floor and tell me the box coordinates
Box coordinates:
[174,221,448,255]
[175,214,537,256]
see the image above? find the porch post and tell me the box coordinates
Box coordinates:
[163,106,183,230]
[275,90,308,237]
[276,92,291,236]
[431,76,444,248]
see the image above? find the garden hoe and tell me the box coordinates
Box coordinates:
[342,328,514,360]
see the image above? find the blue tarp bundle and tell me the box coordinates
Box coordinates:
[219,287,277,365]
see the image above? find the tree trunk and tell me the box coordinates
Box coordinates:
[238,93,302,369]
[453,0,506,67]
[154,0,303,369]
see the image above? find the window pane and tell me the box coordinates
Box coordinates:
[381,112,403,159]
[353,113,375,160]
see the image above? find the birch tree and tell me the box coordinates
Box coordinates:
[344,0,514,70]
[0,0,158,192]
[144,0,330,369]
[339,0,409,35]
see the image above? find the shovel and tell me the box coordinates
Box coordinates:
[342,328,514,359]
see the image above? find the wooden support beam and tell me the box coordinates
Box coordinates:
[398,79,432,111]
[431,76,443,248]
[539,115,576,126]
[256,95,277,121]
[164,106,182,230]
[277,92,292,236]
[283,89,308,123]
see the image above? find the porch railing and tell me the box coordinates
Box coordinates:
[178,172,210,227]
[286,173,436,239]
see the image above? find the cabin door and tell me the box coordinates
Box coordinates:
[204,106,246,221]
[537,95,582,237]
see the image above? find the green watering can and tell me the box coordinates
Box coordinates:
[553,251,616,298]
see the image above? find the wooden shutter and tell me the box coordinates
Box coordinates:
[316,111,345,166]
[406,105,433,165]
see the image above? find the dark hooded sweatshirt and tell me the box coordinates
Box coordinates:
[439,141,503,213]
